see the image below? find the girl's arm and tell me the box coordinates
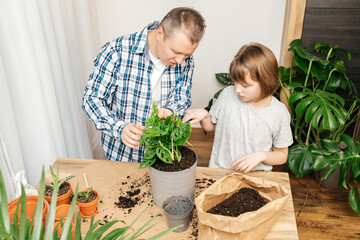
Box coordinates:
[182,109,216,132]
[230,146,288,173]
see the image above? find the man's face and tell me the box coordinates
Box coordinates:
[155,27,199,66]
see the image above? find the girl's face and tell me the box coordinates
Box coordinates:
[234,72,263,104]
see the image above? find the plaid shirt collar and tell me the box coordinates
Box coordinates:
[130,21,159,57]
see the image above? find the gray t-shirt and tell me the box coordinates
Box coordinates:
[209,86,293,171]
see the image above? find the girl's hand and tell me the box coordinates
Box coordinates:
[182,109,209,124]
[230,151,267,173]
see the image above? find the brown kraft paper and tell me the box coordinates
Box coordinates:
[195,172,289,240]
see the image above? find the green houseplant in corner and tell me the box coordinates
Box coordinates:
[279,39,360,214]
[140,104,197,207]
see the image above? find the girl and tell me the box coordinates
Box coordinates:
[182,43,293,172]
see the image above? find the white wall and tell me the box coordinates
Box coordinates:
[89,0,286,109]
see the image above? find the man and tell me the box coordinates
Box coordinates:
[82,7,206,162]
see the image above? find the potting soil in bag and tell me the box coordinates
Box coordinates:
[195,172,289,240]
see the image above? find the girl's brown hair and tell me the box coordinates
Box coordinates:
[229,43,279,98]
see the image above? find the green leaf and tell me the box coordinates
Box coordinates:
[294,53,308,74]
[315,42,332,54]
[340,134,358,154]
[333,45,352,60]
[333,61,347,75]
[349,188,360,214]
[352,158,360,182]
[321,139,340,153]
[295,95,317,117]
[289,39,303,49]
[30,167,46,240]
[289,91,310,105]
[215,73,233,85]
[156,146,173,164]
[310,61,326,80]
[287,144,314,178]
[139,157,156,169]
[321,161,339,180]
[0,166,10,233]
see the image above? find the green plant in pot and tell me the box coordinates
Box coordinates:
[140,104,197,207]
[279,39,360,214]
[44,166,75,206]
[0,167,178,239]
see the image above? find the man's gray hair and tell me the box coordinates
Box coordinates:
[159,7,206,44]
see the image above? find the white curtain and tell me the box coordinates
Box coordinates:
[0,0,94,196]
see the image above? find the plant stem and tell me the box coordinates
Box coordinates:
[290,55,294,84]
[304,59,314,90]
[305,118,313,146]
[326,48,334,61]
[323,69,336,90]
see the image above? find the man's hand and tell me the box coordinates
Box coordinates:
[158,108,173,119]
[121,123,145,148]
[230,151,267,173]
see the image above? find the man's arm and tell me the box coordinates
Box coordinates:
[82,42,127,140]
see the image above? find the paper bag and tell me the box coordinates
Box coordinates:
[195,172,289,240]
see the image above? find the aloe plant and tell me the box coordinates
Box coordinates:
[140,104,191,168]
[279,39,360,214]
[0,167,179,239]
[45,166,74,190]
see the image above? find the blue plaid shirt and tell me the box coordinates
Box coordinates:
[82,22,194,162]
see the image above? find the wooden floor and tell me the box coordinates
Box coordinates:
[187,128,360,240]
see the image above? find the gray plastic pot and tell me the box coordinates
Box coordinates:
[162,195,194,232]
[149,148,197,207]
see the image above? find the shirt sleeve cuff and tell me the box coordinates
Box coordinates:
[112,120,127,140]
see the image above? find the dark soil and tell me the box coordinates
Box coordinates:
[44,182,71,197]
[151,147,196,172]
[113,174,151,213]
[207,187,267,217]
[77,191,98,203]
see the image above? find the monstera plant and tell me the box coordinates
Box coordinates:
[279,39,360,214]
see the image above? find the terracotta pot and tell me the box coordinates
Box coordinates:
[8,195,48,226]
[53,221,74,240]
[149,148,197,207]
[55,204,72,223]
[44,181,73,206]
[76,190,99,218]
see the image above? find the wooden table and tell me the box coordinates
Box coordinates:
[46,157,299,239]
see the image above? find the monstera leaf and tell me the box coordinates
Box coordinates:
[287,144,316,178]
[288,87,346,130]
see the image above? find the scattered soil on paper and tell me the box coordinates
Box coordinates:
[101,171,216,239]
[113,174,151,214]
[207,187,267,217]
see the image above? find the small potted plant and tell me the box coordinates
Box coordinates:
[140,104,197,207]
[44,166,74,206]
[76,187,99,218]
